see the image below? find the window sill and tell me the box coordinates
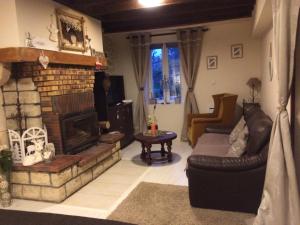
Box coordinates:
[149,99,181,105]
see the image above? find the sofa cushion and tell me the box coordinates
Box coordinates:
[197,133,230,145]
[192,133,230,157]
[245,113,272,156]
[226,126,249,157]
[243,104,261,120]
[229,116,246,144]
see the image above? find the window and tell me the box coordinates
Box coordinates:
[150,43,181,104]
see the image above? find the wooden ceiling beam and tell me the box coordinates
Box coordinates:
[103,9,252,33]
[54,0,256,33]
[55,0,200,16]
[100,3,254,23]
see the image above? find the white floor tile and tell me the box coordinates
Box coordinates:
[8,141,192,219]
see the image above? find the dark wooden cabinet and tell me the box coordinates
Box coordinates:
[94,72,134,148]
[242,100,260,115]
[107,103,134,148]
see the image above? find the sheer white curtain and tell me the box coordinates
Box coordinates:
[252,0,300,224]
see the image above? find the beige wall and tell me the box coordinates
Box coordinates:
[260,28,279,120]
[0,0,20,47]
[260,28,292,121]
[195,20,261,111]
[0,0,104,146]
[104,19,262,136]
[0,0,103,53]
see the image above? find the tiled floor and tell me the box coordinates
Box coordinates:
[7,140,192,219]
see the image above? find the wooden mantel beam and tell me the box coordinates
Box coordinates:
[0,47,107,67]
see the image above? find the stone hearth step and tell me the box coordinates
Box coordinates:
[10,142,121,203]
[13,155,81,173]
[77,143,114,167]
[100,132,125,150]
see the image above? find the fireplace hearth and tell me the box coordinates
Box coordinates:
[61,111,98,154]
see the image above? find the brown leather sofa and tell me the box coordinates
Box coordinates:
[186,106,272,213]
[187,94,238,147]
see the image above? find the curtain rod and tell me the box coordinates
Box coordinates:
[126,28,209,39]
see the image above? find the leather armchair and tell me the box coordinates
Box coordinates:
[187,94,237,147]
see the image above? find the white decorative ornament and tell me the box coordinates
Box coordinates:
[43,143,55,163]
[39,51,49,69]
[25,32,34,47]
[8,127,49,166]
[8,130,22,163]
[23,139,45,166]
[47,14,59,42]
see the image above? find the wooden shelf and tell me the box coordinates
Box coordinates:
[0,47,107,67]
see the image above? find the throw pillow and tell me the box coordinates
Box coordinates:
[228,116,246,144]
[226,126,249,157]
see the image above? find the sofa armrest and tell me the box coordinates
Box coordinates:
[205,124,233,134]
[187,113,215,126]
[192,117,221,124]
[187,150,267,172]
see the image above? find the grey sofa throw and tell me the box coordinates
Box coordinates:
[128,33,151,133]
[177,28,204,140]
[252,1,300,225]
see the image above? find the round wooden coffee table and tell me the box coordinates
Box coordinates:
[134,131,177,165]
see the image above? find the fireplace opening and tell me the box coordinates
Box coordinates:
[61,111,99,154]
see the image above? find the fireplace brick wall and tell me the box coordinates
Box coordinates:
[2,77,42,133]
[4,62,98,154]
[12,62,95,113]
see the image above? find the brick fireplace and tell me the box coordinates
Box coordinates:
[0,48,125,203]
[0,48,107,155]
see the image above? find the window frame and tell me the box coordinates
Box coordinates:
[149,42,181,104]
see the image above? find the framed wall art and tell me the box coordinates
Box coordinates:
[207,56,218,69]
[231,44,243,59]
[56,9,86,52]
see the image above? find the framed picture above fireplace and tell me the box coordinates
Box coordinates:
[56,9,86,52]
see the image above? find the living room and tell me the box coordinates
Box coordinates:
[0,0,299,225]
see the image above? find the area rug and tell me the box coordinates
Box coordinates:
[108,182,254,225]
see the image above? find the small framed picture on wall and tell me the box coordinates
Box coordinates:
[207,56,218,69]
[231,44,243,59]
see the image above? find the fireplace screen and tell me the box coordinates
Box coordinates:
[61,111,98,154]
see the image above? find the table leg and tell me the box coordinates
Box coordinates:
[140,143,146,159]
[145,143,152,165]
[161,142,165,157]
[166,141,173,162]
